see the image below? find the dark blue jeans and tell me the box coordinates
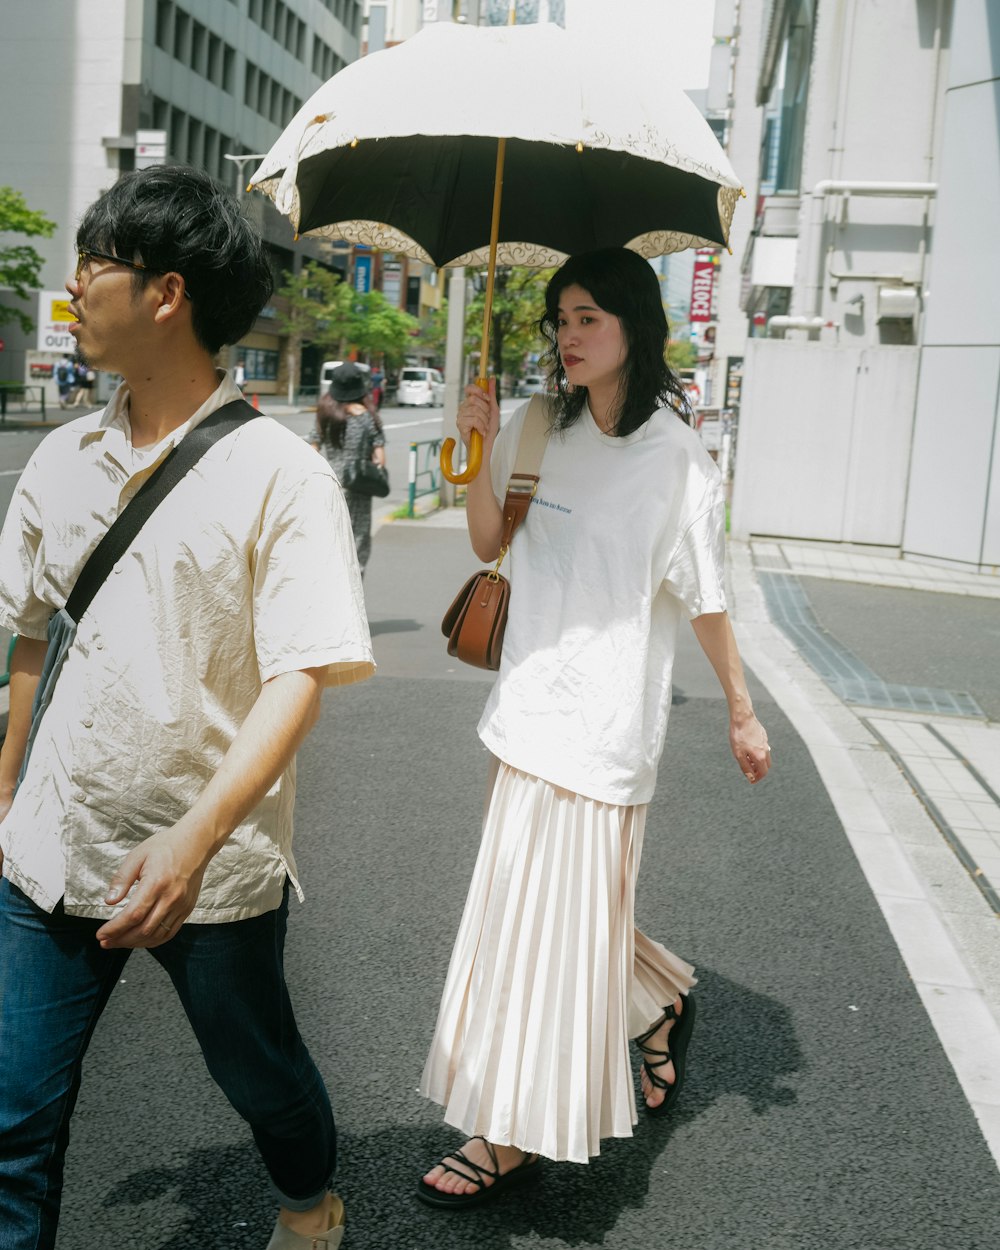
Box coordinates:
[0,877,336,1250]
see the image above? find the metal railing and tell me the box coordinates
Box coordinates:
[0,384,47,422]
[407,438,443,517]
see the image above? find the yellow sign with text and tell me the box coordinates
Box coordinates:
[49,298,74,323]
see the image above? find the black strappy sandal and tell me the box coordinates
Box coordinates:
[416,1136,542,1210]
[635,991,697,1118]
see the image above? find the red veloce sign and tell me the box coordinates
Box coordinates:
[689,256,716,323]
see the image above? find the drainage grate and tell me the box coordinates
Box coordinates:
[757,571,984,717]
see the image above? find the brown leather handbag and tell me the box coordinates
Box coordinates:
[441,396,549,671]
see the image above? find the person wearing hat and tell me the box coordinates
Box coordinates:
[310,363,386,577]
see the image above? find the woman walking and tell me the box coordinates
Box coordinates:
[418,248,771,1207]
[311,362,386,576]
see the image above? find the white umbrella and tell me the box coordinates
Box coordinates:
[250,18,742,479]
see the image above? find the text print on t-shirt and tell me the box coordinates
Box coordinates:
[531,495,573,515]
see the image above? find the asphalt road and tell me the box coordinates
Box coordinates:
[3,404,999,1247]
[49,520,1000,1249]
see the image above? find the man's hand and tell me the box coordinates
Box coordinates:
[96,826,209,950]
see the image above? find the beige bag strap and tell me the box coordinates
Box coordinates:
[497,394,550,557]
[512,393,550,477]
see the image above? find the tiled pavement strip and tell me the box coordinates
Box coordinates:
[731,538,1000,1171]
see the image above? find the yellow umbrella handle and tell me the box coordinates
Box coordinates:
[440,382,484,486]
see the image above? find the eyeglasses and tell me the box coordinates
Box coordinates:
[75,248,150,282]
[74,248,192,299]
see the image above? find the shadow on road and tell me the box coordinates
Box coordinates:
[368,617,423,638]
[94,966,800,1250]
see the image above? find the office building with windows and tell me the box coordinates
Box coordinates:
[0,0,364,397]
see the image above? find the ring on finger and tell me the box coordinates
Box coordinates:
[157,919,173,933]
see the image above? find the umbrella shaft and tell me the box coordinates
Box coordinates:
[479,135,507,383]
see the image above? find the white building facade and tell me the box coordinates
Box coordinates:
[715,0,998,573]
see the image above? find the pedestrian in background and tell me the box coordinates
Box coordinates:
[234,357,246,389]
[418,247,772,1208]
[0,165,372,1250]
[54,354,74,408]
[310,362,386,577]
[71,358,94,407]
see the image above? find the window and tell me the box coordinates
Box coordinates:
[245,63,258,108]
[775,2,814,192]
[222,46,235,93]
[242,348,279,381]
[155,0,172,51]
[173,9,190,61]
[169,108,187,161]
[191,21,206,74]
[187,118,203,167]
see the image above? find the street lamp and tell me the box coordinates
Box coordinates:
[222,152,268,199]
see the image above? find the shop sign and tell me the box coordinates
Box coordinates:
[36,291,76,353]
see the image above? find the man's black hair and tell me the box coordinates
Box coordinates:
[76,165,274,355]
[539,247,691,436]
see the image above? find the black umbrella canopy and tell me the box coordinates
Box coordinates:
[290,135,731,267]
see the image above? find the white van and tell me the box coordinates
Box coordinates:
[319,360,370,389]
[396,366,444,407]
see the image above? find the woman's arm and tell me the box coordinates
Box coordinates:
[458,380,504,561]
[690,611,771,784]
[369,417,386,468]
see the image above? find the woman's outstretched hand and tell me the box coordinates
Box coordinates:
[457,379,500,454]
[730,713,771,784]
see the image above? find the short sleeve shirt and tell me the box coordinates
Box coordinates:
[0,373,374,920]
[477,402,726,806]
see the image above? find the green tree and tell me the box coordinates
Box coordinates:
[666,338,697,371]
[0,187,56,333]
[347,289,418,369]
[412,298,448,366]
[272,261,353,399]
[464,266,554,394]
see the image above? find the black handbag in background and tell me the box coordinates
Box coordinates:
[344,458,390,497]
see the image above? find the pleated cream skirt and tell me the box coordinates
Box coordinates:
[419,758,696,1164]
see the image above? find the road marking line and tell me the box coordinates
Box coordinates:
[382,417,442,431]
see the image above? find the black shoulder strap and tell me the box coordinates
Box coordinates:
[65,397,259,624]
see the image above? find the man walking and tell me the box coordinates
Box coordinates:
[0,166,373,1249]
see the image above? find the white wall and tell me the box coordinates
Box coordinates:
[902,0,1000,569]
[731,340,918,545]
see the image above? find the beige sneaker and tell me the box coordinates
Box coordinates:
[264,1194,345,1249]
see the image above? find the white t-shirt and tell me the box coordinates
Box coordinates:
[478,401,726,806]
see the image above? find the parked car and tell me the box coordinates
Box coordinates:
[396,366,444,407]
[516,373,547,397]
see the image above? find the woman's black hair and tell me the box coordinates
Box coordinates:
[539,247,691,435]
[316,391,383,449]
[76,165,273,355]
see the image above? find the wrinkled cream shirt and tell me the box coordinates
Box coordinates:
[479,401,726,806]
[0,373,374,921]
